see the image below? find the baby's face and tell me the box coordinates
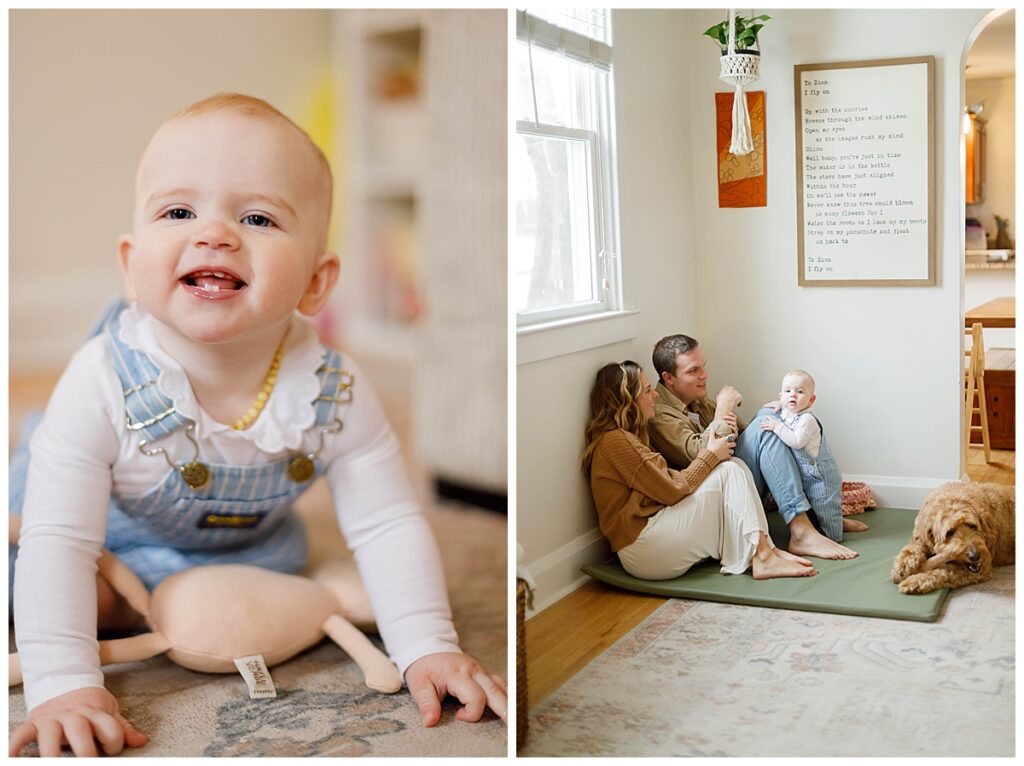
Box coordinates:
[119,110,334,346]
[779,374,815,413]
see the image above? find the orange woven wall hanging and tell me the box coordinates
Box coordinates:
[715,90,767,208]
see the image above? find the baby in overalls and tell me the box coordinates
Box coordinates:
[9,93,506,757]
[759,369,868,541]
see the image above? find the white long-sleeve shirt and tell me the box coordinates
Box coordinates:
[13,306,460,711]
[770,408,822,458]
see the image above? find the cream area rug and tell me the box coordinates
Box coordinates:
[524,567,1014,757]
[9,482,508,757]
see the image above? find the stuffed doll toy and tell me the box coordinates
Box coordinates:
[9,518,402,698]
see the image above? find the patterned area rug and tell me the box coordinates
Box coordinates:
[523,567,1014,757]
[9,486,507,757]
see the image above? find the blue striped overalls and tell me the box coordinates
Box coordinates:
[783,412,843,542]
[10,302,351,603]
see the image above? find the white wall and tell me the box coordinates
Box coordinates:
[691,8,987,482]
[10,10,331,373]
[518,8,989,614]
[517,10,698,610]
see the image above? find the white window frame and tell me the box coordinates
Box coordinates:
[516,122,605,324]
[515,8,622,331]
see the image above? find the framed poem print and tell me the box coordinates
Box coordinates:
[795,56,935,286]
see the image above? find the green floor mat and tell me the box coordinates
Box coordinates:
[581,507,949,622]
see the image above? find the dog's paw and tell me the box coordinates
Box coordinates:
[898,573,937,595]
[890,551,925,583]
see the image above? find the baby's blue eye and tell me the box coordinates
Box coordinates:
[164,208,195,220]
[243,214,274,228]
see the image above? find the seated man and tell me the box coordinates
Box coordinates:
[647,334,857,560]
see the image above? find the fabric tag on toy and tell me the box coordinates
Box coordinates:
[234,654,277,699]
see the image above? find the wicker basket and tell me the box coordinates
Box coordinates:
[516,578,530,750]
[719,51,761,85]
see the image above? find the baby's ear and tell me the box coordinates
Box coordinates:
[117,235,139,302]
[297,251,341,317]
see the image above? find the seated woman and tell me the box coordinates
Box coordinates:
[581,361,818,581]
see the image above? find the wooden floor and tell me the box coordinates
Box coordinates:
[524,445,1016,710]
[965,443,1016,484]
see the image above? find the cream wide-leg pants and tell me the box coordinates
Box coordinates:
[616,459,770,580]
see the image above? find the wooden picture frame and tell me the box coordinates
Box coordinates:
[795,56,935,286]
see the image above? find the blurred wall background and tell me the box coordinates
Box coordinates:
[10,10,332,369]
[9,9,507,500]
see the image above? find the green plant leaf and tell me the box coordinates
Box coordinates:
[703,22,728,46]
[706,13,770,50]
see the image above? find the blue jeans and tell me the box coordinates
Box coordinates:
[733,407,813,526]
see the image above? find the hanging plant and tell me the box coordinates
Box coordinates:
[712,10,768,157]
[704,14,771,54]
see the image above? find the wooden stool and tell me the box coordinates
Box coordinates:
[978,348,1015,449]
[964,322,992,464]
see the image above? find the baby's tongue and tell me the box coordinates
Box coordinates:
[192,275,241,291]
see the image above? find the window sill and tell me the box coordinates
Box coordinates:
[517,310,639,366]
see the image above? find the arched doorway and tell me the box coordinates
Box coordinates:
[960,9,1015,483]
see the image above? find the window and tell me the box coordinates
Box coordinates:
[514,8,621,327]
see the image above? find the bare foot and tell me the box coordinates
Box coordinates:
[773,548,815,567]
[788,529,858,560]
[843,518,869,533]
[752,550,819,579]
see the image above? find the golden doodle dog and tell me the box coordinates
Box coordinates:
[891,481,1014,594]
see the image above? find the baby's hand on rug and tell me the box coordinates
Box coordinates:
[9,686,147,757]
[405,652,507,727]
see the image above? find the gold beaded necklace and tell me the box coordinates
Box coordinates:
[231,341,284,431]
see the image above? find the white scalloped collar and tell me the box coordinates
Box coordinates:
[116,303,326,453]
[781,406,814,425]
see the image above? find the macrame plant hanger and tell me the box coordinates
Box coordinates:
[719,8,761,156]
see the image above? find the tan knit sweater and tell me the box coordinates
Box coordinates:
[589,429,722,552]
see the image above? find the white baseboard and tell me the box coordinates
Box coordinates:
[523,474,955,618]
[524,528,610,616]
[843,474,954,509]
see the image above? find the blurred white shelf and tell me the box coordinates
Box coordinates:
[966,249,1015,270]
[333,11,426,346]
[344,317,419,362]
[363,167,420,200]
[966,261,1015,271]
